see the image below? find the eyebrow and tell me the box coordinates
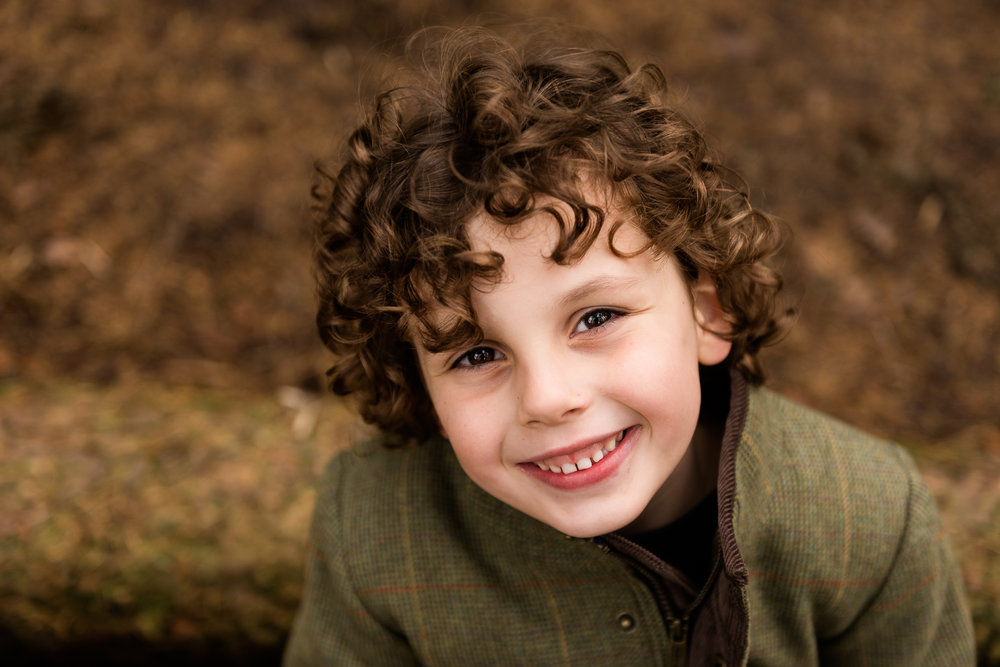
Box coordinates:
[557,275,643,308]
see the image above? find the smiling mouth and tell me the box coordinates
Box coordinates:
[532,429,627,475]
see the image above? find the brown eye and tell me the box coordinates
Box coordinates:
[455,346,500,367]
[576,309,620,333]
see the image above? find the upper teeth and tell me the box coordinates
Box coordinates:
[534,430,626,474]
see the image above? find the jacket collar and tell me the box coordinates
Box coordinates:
[718,369,750,586]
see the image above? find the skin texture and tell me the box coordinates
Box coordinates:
[414,192,733,538]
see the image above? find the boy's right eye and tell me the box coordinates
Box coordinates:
[453,346,503,368]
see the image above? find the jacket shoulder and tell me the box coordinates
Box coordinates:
[735,388,973,663]
[311,438,466,563]
[735,388,918,563]
[734,389,951,645]
[737,387,910,502]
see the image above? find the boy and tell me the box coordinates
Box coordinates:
[284,26,974,665]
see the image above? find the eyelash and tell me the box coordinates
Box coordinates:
[452,346,502,369]
[572,308,624,334]
[450,308,625,370]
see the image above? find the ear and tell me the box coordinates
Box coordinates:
[691,273,733,366]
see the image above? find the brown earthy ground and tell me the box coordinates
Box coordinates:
[2,0,998,664]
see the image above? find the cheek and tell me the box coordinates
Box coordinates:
[436,394,510,466]
[609,329,702,411]
[612,321,701,379]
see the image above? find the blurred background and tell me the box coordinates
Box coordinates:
[1,0,998,664]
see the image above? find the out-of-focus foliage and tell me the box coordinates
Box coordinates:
[0,380,361,663]
[2,0,998,663]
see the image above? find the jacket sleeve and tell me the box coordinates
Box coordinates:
[818,447,975,666]
[282,453,418,666]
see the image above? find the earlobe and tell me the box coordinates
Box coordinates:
[692,274,733,366]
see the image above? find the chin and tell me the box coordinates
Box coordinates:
[534,505,645,539]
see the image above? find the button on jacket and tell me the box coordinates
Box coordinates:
[284,378,975,665]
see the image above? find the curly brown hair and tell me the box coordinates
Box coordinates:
[314,26,788,446]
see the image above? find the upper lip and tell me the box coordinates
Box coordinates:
[524,428,626,463]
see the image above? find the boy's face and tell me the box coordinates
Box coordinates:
[414,193,732,538]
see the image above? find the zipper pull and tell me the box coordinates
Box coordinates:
[669,617,688,667]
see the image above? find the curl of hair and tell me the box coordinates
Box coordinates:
[314,26,790,446]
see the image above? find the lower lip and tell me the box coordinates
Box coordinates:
[518,426,638,491]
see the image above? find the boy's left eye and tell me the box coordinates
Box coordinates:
[572,308,622,334]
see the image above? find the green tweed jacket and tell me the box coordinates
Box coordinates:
[283,384,974,665]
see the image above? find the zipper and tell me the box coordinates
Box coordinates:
[669,616,688,667]
[597,533,724,666]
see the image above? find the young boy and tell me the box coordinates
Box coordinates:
[284,26,974,665]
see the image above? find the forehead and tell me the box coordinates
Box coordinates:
[408,184,655,350]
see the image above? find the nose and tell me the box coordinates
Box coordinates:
[516,350,591,426]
